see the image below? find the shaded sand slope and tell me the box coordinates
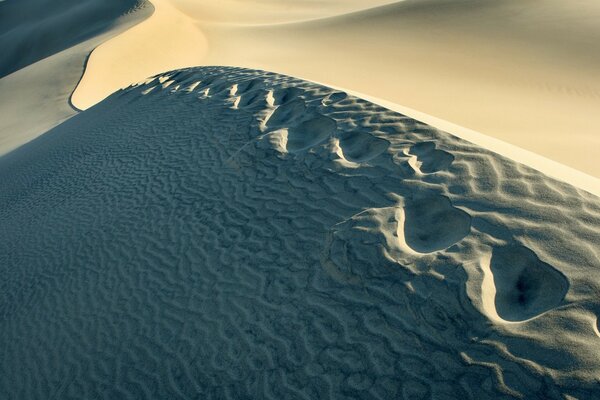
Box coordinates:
[0,0,148,78]
[2,67,600,399]
[0,0,152,155]
[75,0,600,176]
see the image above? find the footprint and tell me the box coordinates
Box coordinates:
[321,207,406,283]
[265,98,306,128]
[338,131,389,163]
[402,195,471,253]
[237,89,270,109]
[489,244,569,322]
[272,87,305,105]
[322,91,347,106]
[409,142,454,173]
[205,80,234,99]
[235,78,262,94]
[286,115,336,152]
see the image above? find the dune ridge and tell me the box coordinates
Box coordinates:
[1,67,600,398]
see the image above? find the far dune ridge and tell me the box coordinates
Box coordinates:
[1,67,600,398]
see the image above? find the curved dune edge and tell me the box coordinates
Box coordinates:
[164,0,401,26]
[70,0,208,110]
[70,0,399,109]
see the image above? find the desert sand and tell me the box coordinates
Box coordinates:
[0,0,152,156]
[70,0,600,177]
[1,0,600,399]
[3,66,600,398]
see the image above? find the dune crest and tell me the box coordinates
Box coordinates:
[63,0,600,178]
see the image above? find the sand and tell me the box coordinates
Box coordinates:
[2,67,600,398]
[70,0,208,110]
[2,0,600,398]
[67,0,600,177]
[0,0,152,156]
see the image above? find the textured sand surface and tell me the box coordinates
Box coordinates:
[2,67,600,399]
[70,0,600,177]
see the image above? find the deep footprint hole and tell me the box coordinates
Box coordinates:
[338,131,390,162]
[490,245,569,322]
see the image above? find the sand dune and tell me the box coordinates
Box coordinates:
[2,67,600,398]
[0,0,146,78]
[71,0,208,110]
[0,0,152,155]
[69,0,600,177]
[2,1,600,398]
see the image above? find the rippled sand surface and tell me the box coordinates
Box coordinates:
[2,67,600,399]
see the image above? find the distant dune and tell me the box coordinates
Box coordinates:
[1,67,600,398]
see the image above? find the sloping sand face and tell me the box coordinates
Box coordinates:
[0,0,147,78]
[2,67,600,398]
[0,0,152,156]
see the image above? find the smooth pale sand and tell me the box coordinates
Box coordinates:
[71,0,600,178]
[2,67,600,398]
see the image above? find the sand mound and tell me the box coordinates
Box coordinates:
[2,67,600,398]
